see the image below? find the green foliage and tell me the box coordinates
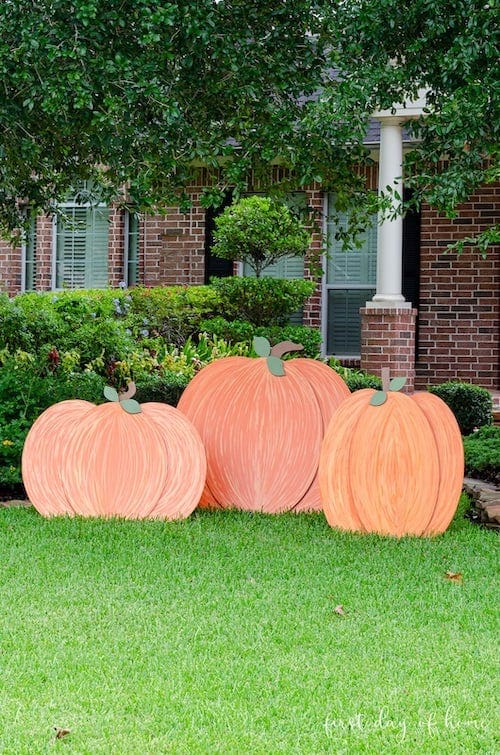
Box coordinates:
[126,285,219,344]
[211,197,311,277]
[0,332,248,486]
[323,0,498,252]
[463,425,500,485]
[0,1,496,253]
[133,373,190,408]
[429,381,493,436]
[201,318,321,358]
[209,276,315,326]
[0,0,329,236]
[0,353,106,487]
[328,358,382,392]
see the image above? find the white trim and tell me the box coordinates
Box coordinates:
[20,236,27,293]
[320,193,328,357]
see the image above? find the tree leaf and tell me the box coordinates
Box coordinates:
[103,386,119,403]
[389,377,407,392]
[120,399,142,414]
[444,571,463,582]
[266,355,286,376]
[54,727,71,739]
[370,391,387,406]
[253,336,271,357]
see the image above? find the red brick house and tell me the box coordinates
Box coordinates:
[0,114,498,393]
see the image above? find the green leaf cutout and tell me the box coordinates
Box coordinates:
[389,377,407,392]
[266,356,286,377]
[253,336,271,358]
[104,386,119,403]
[370,390,387,406]
[120,399,142,414]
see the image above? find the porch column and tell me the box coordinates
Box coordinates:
[368,117,410,308]
[361,111,416,389]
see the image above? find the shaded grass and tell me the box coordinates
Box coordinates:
[0,496,498,754]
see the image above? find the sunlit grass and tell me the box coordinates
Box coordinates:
[0,495,497,753]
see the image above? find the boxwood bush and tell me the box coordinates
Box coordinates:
[428,381,493,436]
[463,425,500,485]
[209,276,315,326]
[200,317,321,358]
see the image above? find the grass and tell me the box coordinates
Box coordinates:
[0,496,498,754]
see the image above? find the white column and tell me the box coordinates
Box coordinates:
[366,117,411,309]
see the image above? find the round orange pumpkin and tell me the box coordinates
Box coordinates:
[177,338,350,513]
[318,380,464,537]
[22,385,206,520]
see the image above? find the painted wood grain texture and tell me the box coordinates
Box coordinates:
[319,389,464,537]
[177,355,350,513]
[21,400,94,516]
[22,400,206,520]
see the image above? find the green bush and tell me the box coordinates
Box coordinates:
[209,276,315,326]
[126,285,219,344]
[428,381,493,436]
[0,355,106,488]
[200,317,321,358]
[463,425,500,485]
[328,359,382,392]
[134,372,190,407]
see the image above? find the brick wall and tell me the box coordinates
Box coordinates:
[142,194,206,287]
[416,184,499,390]
[361,308,417,392]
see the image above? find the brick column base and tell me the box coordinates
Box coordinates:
[360,307,418,392]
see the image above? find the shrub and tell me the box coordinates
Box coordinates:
[200,318,321,358]
[428,381,493,436]
[126,285,219,345]
[134,372,190,407]
[0,355,106,487]
[328,359,382,392]
[463,425,500,485]
[209,276,315,326]
[211,196,311,277]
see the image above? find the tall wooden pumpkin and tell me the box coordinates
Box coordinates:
[22,384,206,520]
[319,378,464,537]
[177,338,350,513]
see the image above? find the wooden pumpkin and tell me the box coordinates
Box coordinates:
[22,384,206,520]
[319,377,464,537]
[177,338,350,513]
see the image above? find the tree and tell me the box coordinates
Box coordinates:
[316,0,499,251]
[211,196,311,277]
[0,0,497,251]
[0,0,335,234]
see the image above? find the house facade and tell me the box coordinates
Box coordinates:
[0,159,498,393]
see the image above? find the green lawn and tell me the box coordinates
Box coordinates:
[0,496,498,754]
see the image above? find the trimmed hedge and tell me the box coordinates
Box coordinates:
[200,317,321,358]
[209,276,315,326]
[429,381,493,436]
[463,425,500,485]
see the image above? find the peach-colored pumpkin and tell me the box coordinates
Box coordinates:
[177,339,350,513]
[319,384,464,537]
[22,386,206,520]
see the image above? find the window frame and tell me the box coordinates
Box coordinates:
[51,195,110,291]
[321,194,377,359]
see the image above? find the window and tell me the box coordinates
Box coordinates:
[53,188,109,289]
[324,196,377,357]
